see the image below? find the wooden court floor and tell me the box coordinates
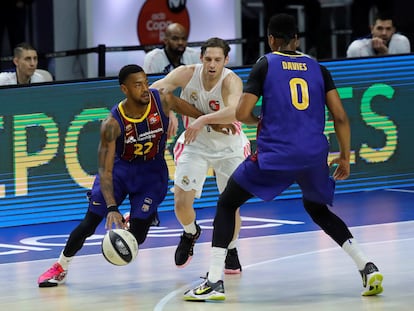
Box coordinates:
[1,191,413,311]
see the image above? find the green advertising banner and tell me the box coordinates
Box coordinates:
[1,54,413,227]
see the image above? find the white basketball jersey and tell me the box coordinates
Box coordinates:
[177,64,248,152]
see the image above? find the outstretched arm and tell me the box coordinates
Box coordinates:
[184,72,243,142]
[151,66,194,138]
[160,89,203,119]
[190,72,243,127]
[150,65,193,93]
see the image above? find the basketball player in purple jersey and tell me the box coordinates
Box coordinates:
[37,64,208,287]
[184,14,383,301]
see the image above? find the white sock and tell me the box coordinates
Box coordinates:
[208,247,227,283]
[342,238,369,270]
[227,239,237,250]
[58,251,73,270]
[183,222,197,235]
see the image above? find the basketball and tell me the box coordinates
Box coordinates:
[101,229,138,266]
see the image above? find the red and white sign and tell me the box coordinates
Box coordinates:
[137,0,190,45]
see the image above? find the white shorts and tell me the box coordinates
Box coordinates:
[174,142,249,198]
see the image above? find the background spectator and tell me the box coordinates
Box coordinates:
[143,23,200,74]
[346,12,410,58]
[0,42,53,85]
[350,0,391,41]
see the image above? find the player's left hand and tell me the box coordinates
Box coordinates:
[105,211,127,229]
[184,117,206,144]
[329,157,350,180]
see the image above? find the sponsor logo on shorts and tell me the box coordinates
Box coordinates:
[141,204,150,212]
[141,197,153,212]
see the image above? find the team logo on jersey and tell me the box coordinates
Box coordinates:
[125,135,137,144]
[190,91,198,102]
[125,124,134,136]
[181,176,190,186]
[209,100,220,111]
[149,113,160,125]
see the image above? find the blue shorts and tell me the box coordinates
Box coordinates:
[88,157,168,220]
[232,156,335,205]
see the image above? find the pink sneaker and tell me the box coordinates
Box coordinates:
[38,262,67,287]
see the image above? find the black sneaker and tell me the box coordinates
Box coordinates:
[184,279,225,301]
[359,262,383,296]
[224,248,242,274]
[175,224,201,267]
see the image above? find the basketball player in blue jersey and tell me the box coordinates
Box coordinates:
[37,64,208,287]
[184,14,383,301]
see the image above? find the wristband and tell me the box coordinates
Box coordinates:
[107,204,119,213]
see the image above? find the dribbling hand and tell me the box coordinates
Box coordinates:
[105,211,127,230]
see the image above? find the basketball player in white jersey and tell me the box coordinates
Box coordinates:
[151,37,250,273]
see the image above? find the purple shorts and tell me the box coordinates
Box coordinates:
[88,157,168,219]
[232,156,335,205]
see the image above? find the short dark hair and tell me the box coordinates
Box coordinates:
[14,42,37,57]
[118,64,144,85]
[374,11,394,23]
[201,37,231,57]
[268,13,298,44]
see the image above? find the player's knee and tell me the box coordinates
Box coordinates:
[128,216,153,245]
[78,211,102,237]
[303,198,329,220]
[174,187,196,211]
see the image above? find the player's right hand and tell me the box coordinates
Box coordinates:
[210,123,236,135]
[105,211,127,229]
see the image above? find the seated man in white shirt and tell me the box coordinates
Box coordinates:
[347,12,411,58]
[0,42,53,85]
[143,23,200,74]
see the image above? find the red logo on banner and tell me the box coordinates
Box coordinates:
[137,0,190,45]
